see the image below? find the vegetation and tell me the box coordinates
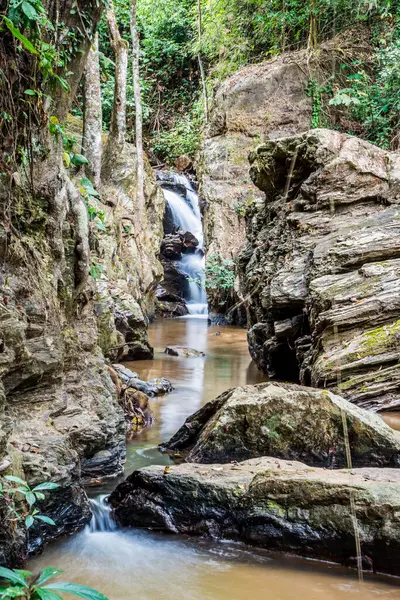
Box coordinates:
[0,476,59,530]
[0,567,107,600]
[205,254,235,307]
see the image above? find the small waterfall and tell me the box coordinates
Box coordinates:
[158,173,208,315]
[85,495,117,533]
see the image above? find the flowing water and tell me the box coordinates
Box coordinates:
[30,317,400,599]
[159,174,208,315]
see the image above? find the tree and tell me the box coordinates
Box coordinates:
[197,0,209,124]
[130,0,145,222]
[102,0,129,179]
[83,32,102,188]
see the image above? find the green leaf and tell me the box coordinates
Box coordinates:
[32,482,60,492]
[25,492,36,507]
[34,589,63,600]
[24,89,36,96]
[0,568,29,588]
[2,17,38,55]
[21,2,39,21]
[35,568,63,587]
[25,515,34,529]
[95,222,107,231]
[71,154,88,166]
[43,583,108,600]
[13,572,31,581]
[0,584,27,598]
[4,476,27,486]
[34,492,45,501]
[35,515,56,526]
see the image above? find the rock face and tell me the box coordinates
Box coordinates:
[109,457,400,576]
[162,382,400,467]
[239,128,400,410]
[196,50,313,314]
[0,136,165,564]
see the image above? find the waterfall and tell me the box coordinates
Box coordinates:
[85,495,117,533]
[158,173,208,315]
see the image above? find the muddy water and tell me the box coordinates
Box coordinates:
[30,317,400,599]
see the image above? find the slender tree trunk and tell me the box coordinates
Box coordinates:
[197,0,209,123]
[130,0,145,222]
[102,0,129,179]
[82,32,102,187]
[307,0,318,51]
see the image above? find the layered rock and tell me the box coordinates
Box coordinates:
[162,382,400,467]
[109,457,400,576]
[196,51,313,315]
[239,129,400,410]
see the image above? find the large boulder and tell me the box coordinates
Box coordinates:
[162,382,400,467]
[239,128,400,410]
[109,457,400,576]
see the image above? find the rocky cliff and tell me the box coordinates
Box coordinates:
[239,128,400,411]
[0,128,164,567]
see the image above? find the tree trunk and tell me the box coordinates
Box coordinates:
[102,0,129,179]
[82,32,102,187]
[197,0,209,123]
[130,0,145,223]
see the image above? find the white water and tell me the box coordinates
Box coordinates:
[85,495,116,533]
[160,174,208,315]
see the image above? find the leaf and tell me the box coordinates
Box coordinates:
[35,568,63,587]
[43,583,108,600]
[24,89,36,96]
[62,152,71,168]
[2,17,38,55]
[25,515,34,529]
[34,492,45,501]
[0,584,27,598]
[35,515,56,526]
[32,482,60,492]
[21,2,39,21]
[71,154,89,166]
[25,492,36,507]
[0,568,29,588]
[13,572,31,581]
[95,222,107,231]
[34,589,63,600]
[4,476,27,486]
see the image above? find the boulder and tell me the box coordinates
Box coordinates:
[239,128,400,410]
[109,457,400,576]
[162,382,400,467]
[165,346,206,358]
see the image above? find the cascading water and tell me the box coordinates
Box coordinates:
[158,173,208,315]
[85,495,116,533]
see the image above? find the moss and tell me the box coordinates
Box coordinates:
[348,319,400,362]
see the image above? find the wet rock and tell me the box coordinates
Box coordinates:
[165,346,206,358]
[112,363,173,396]
[155,285,189,318]
[239,128,400,410]
[109,457,400,576]
[162,382,400,467]
[175,155,192,172]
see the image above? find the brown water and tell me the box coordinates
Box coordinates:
[30,316,400,599]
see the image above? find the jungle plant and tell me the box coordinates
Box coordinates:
[205,253,235,306]
[0,566,108,600]
[0,476,59,529]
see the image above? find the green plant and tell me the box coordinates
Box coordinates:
[205,253,235,306]
[0,476,59,529]
[305,78,333,128]
[89,258,104,280]
[0,566,108,600]
[79,179,107,232]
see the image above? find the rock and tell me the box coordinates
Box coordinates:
[161,232,199,260]
[162,382,400,467]
[239,128,400,410]
[112,364,174,396]
[155,286,189,318]
[175,155,192,172]
[109,457,400,576]
[165,346,206,358]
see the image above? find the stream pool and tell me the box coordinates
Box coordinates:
[30,317,400,599]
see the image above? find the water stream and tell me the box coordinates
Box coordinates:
[159,174,208,315]
[30,318,400,599]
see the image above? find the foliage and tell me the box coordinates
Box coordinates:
[151,101,202,163]
[0,566,108,600]
[97,0,199,161]
[0,476,59,529]
[329,27,400,149]
[205,253,235,306]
